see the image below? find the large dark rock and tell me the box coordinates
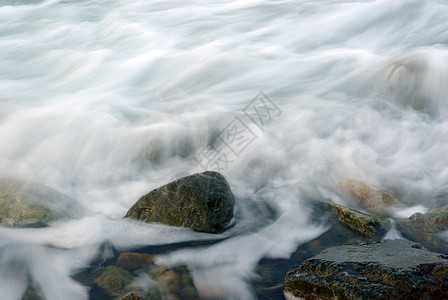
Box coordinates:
[284,239,448,300]
[124,171,234,233]
[337,179,399,216]
[0,177,83,227]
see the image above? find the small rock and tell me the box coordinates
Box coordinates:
[121,291,143,300]
[150,265,198,298]
[284,239,448,300]
[329,203,391,239]
[94,266,133,298]
[0,177,83,227]
[124,171,234,233]
[116,252,155,271]
[338,179,399,215]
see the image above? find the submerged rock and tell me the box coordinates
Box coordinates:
[116,252,155,271]
[337,179,399,215]
[94,266,134,298]
[328,203,391,239]
[150,265,198,299]
[124,171,234,233]
[121,291,143,300]
[284,239,448,300]
[0,177,82,227]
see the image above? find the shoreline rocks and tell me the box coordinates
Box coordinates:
[124,171,234,233]
[284,239,448,300]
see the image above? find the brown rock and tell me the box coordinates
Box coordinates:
[406,205,448,233]
[120,291,143,300]
[116,252,155,271]
[338,179,399,215]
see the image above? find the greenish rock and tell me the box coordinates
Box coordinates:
[0,177,83,227]
[95,266,134,298]
[328,203,391,239]
[284,239,448,300]
[337,179,399,216]
[124,171,234,233]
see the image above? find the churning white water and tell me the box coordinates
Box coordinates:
[1,0,448,299]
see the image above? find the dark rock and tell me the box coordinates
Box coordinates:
[124,171,234,233]
[328,203,391,239]
[94,266,133,298]
[0,177,83,227]
[284,239,448,300]
[337,179,399,216]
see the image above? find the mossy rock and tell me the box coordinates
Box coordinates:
[0,177,83,227]
[95,266,134,298]
[124,171,234,233]
[329,203,391,239]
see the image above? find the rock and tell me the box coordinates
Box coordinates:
[116,252,155,271]
[401,205,448,233]
[328,203,391,239]
[0,177,83,227]
[284,239,448,300]
[337,179,399,215]
[94,266,133,298]
[150,265,198,299]
[121,291,143,300]
[396,224,448,254]
[394,205,448,254]
[124,171,234,233]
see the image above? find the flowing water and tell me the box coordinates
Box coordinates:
[1,0,448,299]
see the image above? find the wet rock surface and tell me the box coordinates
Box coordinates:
[124,171,234,233]
[284,239,448,300]
[399,205,448,233]
[325,202,390,239]
[338,179,399,215]
[0,177,83,227]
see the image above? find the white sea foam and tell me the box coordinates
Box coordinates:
[1,0,447,298]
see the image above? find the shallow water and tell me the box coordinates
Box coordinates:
[1,0,448,299]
